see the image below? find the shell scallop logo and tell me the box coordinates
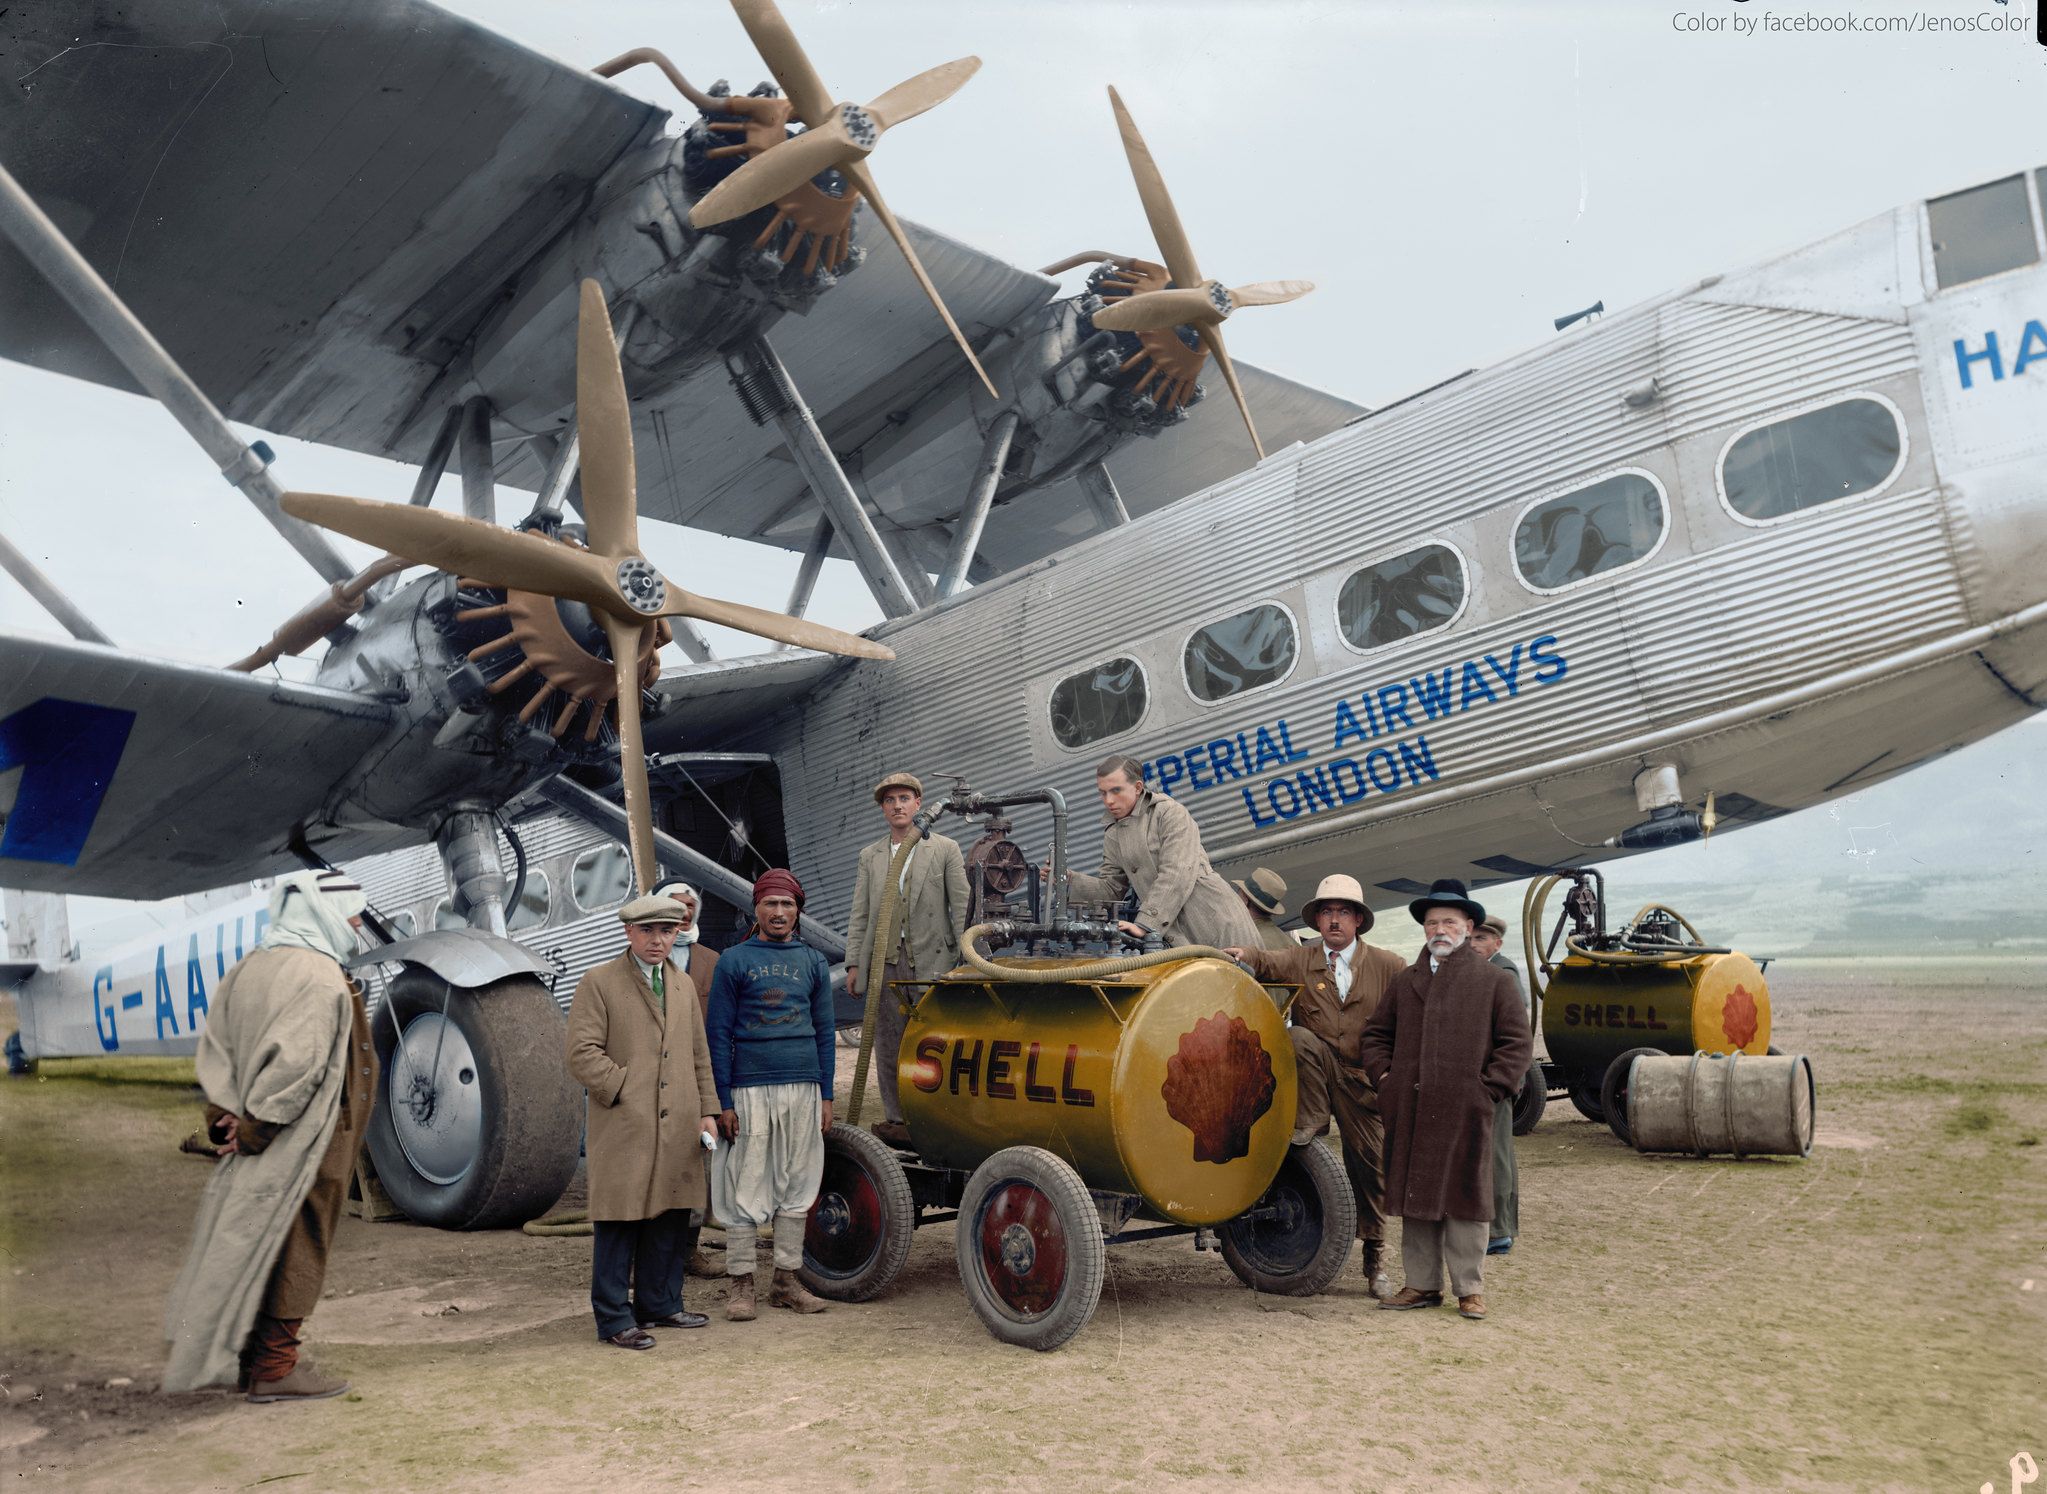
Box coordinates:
[1722,984,1759,1049]
[1161,1012,1276,1164]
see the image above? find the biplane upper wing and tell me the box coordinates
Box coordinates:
[0,0,1360,582]
[0,631,401,899]
[0,0,662,446]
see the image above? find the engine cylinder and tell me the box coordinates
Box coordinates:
[898,955,1297,1226]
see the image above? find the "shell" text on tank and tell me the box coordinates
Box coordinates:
[908,1037,1096,1106]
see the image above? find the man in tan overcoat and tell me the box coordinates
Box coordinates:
[1227,873,1405,1298]
[844,771,970,1147]
[1361,879,1533,1323]
[1062,755,1258,950]
[566,893,721,1350]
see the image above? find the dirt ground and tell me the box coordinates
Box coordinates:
[2,959,2042,1492]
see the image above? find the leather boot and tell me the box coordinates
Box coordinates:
[726,1273,757,1322]
[246,1361,349,1403]
[1363,1241,1393,1301]
[769,1267,828,1314]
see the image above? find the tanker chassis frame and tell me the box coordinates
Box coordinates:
[797,1121,1360,1352]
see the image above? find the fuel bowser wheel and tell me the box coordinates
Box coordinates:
[1567,1075,1606,1124]
[1600,1047,1666,1146]
[801,1123,915,1302]
[955,1146,1105,1352]
[1218,1137,1358,1297]
[365,968,582,1229]
[1512,1063,1547,1136]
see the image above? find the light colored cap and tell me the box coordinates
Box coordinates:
[1300,874,1374,932]
[1230,866,1287,917]
[619,893,690,926]
[874,771,923,803]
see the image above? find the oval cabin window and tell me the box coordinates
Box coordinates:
[507,871,551,932]
[1720,397,1903,522]
[1049,657,1148,748]
[1514,473,1667,591]
[1183,604,1298,703]
[572,843,634,912]
[1337,545,1465,651]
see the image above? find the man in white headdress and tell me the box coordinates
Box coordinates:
[650,879,721,1016]
[162,869,377,1401]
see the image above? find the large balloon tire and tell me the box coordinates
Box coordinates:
[1218,1138,1358,1297]
[1600,1047,1667,1147]
[1512,1063,1548,1136]
[365,968,582,1230]
[801,1123,916,1302]
[1567,1076,1606,1123]
[955,1146,1105,1352]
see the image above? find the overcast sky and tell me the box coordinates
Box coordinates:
[3,1,2043,937]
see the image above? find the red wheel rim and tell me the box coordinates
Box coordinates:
[974,1180,1069,1319]
[806,1150,884,1278]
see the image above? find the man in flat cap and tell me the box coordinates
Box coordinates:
[844,772,969,1148]
[1233,868,1296,952]
[705,869,834,1321]
[1226,873,1405,1297]
[1060,755,1257,951]
[1362,879,1532,1322]
[164,869,377,1401]
[565,892,720,1350]
[1469,914,1527,1255]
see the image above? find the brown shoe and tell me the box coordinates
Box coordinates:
[686,1247,723,1279]
[871,1119,914,1148]
[246,1362,349,1402]
[726,1273,757,1322]
[769,1267,828,1314]
[602,1326,657,1350]
[1378,1287,1444,1311]
[1458,1294,1487,1320]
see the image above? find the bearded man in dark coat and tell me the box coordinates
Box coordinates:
[1360,878,1532,1322]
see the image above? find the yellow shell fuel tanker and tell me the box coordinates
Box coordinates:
[898,954,1298,1227]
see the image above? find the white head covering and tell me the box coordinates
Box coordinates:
[259,869,368,964]
[651,880,701,949]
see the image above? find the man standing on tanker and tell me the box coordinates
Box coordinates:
[844,772,970,1149]
[1055,755,1258,951]
[1226,874,1405,1299]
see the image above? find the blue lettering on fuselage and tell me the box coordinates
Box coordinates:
[1954,319,2047,389]
[1138,632,1570,830]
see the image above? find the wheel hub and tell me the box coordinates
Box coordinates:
[389,1012,484,1186]
[998,1220,1037,1276]
[813,1191,851,1238]
[975,1181,1069,1318]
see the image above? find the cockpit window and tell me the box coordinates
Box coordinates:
[1050,657,1148,748]
[1928,174,2039,290]
[1183,603,1298,702]
[1720,396,1903,522]
[1513,473,1667,592]
[1337,545,1465,651]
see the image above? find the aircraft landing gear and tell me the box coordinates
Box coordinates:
[364,966,581,1229]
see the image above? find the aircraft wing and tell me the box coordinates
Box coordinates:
[0,0,662,448]
[0,632,397,900]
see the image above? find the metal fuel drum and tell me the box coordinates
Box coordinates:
[1540,950,1771,1077]
[897,955,1298,1226]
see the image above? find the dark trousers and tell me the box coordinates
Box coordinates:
[591,1210,699,1338]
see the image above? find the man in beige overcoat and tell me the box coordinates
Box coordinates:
[1227,873,1406,1298]
[844,771,969,1147]
[566,893,721,1350]
[1062,755,1258,951]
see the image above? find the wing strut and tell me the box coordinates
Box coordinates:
[725,337,921,620]
[0,160,353,584]
[0,530,112,645]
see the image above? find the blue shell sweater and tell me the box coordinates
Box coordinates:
[704,934,836,1110]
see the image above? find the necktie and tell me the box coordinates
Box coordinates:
[651,964,665,1016]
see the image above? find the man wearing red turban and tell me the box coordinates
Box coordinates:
[703,869,835,1321]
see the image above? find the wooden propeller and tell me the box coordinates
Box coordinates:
[283,280,893,894]
[1097,86,1315,460]
[689,0,996,398]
